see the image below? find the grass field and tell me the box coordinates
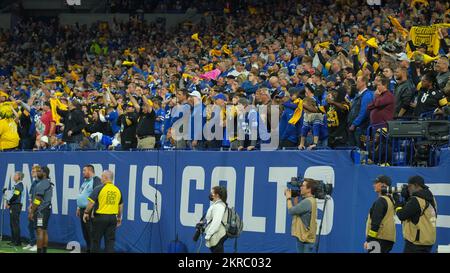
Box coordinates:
[0,240,69,253]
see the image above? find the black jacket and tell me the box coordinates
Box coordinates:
[136,110,156,137]
[118,112,138,146]
[18,112,34,139]
[57,108,86,143]
[86,119,113,137]
[397,188,436,225]
[367,195,392,241]
[394,80,415,117]
[8,182,23,205]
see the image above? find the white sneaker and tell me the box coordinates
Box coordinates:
[29,245,37,252]
[23,244,32,250]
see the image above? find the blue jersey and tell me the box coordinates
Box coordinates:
[154,108,165,135]
[106,110,120,135]
[163,105,173,135]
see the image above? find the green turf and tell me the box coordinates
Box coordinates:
[0,240,69,253]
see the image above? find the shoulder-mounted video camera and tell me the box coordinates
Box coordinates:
[287,177,333,199]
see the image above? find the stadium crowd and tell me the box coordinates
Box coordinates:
[0,0,449,152]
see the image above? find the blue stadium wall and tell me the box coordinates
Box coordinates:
[1,149,449,253]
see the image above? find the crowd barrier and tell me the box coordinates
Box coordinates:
[0,149,449,253]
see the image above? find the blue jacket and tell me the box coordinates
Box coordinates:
[76,176,101,209]
[191,103,206,141]
[241,81,259,95]
[171,103,191,138]
[349,89,374,128]
[280,101,303,144]
[106,110,120,135]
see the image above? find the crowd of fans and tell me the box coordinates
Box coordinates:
[0,0,449,153]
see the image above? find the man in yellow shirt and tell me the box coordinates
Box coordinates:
[0,103,19,151]
[83,170,123,253]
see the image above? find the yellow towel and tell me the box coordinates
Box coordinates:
[288,99,304,125]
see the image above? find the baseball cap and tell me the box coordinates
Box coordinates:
[305,83,316,93]
[396,52,409,62]
[165,93,173,100]
[213,93,228,101]
[407,175,428,188]
[279,49,289,56]
[40,136,49,144]
[189,91,201,99]
[275,91,285,99]
[374,175,392,186]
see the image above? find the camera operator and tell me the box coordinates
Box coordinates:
[284,178,318,253]
[204,186,228,253]
[395,176,437,253]
[364,175,396,253]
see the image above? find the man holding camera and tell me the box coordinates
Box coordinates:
[395,175,437,253]
[285,178,318,253]
[364,175,396,253]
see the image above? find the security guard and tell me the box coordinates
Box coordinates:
[7,172,24,246]
[28,166,53,253]
[83,170,123,253]
[395,175,437,253]
[76,164,101,253]
[364,175,396,253]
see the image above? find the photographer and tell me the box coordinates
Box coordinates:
[284,178,318,253]
[395,176,437,253]
[364,175,396,253]
[204,186,228,253]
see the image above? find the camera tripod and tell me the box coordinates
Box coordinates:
[0,189,5,243]
[315,195,330,253]
[132,149,163,253]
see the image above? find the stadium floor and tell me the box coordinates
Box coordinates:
[0,240,69,253]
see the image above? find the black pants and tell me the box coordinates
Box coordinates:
[91,214,117,253]
[205,140,222,150]
[79,208,93,252]
[209,236,227,253]
[10,204,22,245]
[121,139,137,150]
[155,134,162,149]
[404,240,433,253]
[20,137,36,150]
[367,239,394,253]
[281,140,298,148]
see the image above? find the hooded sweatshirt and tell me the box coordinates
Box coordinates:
[397,188,436,225]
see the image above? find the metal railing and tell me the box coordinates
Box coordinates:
[361,113,449,167]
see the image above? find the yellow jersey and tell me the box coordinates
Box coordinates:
[0,118,19,150]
